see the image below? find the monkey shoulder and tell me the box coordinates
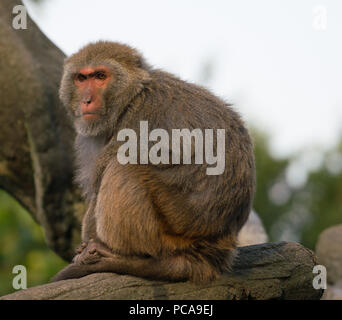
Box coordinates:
[143,70,243,131]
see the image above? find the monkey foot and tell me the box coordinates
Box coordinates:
[73,239,116,265]
[75,241,87,254]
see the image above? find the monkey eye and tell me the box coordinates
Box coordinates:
[76,74,87,82]
[95,71,107,80]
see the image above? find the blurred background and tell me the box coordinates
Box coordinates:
[0,0,341,295]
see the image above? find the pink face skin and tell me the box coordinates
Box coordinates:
[74,65,112,121]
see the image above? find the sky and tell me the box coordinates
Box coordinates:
[23,0,342,158]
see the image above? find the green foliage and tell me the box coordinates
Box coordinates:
[253,130,342,249]
[300,146,342,248]
[0,190,67,296]
[252,130,291,232]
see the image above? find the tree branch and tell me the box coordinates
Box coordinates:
[0,0,83,260]
[0,242,323,300]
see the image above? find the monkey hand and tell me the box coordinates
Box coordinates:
[72,239,116,265]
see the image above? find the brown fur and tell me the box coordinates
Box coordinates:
[52,41,256,283]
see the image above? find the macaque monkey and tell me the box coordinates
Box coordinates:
[52,41,255,283]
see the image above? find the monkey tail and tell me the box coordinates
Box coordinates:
[50,262,109,282]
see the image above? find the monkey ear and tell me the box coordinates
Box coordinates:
[138,69,152,85]
[136,55,150,70]
[134,58,152,85]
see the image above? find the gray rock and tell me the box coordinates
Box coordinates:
[238,210,268,247]
[322,282,342,300]
[316,224,342,284]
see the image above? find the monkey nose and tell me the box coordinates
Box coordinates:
[82,98,92,105]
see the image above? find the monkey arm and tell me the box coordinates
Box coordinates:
[81,199,97,242]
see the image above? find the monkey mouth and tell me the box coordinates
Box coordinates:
[82,112,101,121]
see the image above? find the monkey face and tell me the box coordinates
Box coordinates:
[70,64,113,136]
[68,64,113,135]
[59,41,152,137]
[60,61,121,137]
[73,65,111,122]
